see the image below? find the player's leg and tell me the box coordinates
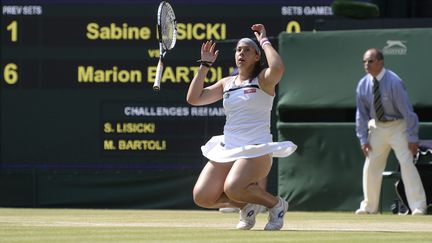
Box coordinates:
[258,176,267,190]
[193,161,244,209]
[219,177,267,213]
[257,176,268,213]
[224,154,287,230]
[224,154,276,207]
[219,173,268,214]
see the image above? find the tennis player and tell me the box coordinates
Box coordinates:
[187,24,297,230]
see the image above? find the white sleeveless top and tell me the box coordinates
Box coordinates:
[223,76,273,148]
[201,76,297,162]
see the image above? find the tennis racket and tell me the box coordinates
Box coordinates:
[154,1,177,91]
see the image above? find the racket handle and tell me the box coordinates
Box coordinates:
[154,59,163,91]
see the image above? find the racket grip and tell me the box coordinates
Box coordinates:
[154,59,163,91]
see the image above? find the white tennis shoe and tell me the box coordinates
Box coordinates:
[236,203,261,230]
[264,197,288,231]
[219,207,240,213]
[412,208,426,215]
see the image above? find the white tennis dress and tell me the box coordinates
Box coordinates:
[201,76,297,162]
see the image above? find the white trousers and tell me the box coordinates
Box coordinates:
[359,120,426,213]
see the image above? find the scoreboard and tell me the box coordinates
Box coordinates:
[1,0,335,170]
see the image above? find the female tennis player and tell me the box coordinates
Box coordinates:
[187,24,297,231]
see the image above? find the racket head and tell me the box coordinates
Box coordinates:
[157,1,177,52]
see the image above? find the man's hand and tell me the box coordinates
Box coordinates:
[361,143,372,157]
[408,142,418,156]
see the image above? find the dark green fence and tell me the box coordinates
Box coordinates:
[277,28,432,211]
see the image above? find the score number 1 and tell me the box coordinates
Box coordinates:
[7,20,18,42]
[3,21,18,84]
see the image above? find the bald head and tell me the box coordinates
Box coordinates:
[367,48,384,61]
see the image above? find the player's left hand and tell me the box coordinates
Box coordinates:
[252,24,267,43]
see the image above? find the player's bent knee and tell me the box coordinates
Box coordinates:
[193,190,217,208]
[193,199,213,208]
[224,183,245,202]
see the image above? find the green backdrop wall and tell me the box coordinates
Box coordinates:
[277,28,432,211]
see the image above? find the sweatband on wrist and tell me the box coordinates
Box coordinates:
[197,59,213,67]
[260,37,271,47]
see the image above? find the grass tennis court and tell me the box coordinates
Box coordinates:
[0,208,431,243]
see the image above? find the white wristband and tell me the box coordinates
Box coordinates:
[260,37,271,48]
[261,41,271,47]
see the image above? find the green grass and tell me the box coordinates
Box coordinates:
[0,208,431,243]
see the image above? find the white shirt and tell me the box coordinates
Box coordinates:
[222,76,274,149]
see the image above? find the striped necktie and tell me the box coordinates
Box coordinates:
[373,78,386,122]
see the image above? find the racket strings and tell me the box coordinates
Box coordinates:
[160,5,176,50]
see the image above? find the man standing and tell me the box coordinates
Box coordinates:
[355,48,426,215]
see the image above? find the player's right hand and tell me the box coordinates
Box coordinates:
[201,40,219,64]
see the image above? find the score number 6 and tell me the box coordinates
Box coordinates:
[3,63,18,85]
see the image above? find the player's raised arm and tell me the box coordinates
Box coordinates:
[186,40,222,106]
[252,24,285,89]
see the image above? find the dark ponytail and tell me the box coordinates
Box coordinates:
[251,51,267,80]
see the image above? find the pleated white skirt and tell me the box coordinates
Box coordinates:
[201,135,297,163]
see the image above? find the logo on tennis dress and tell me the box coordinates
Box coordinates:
[244,88,256,94]
[383,40,407,55]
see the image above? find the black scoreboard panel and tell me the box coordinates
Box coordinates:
[1,0,335,169]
